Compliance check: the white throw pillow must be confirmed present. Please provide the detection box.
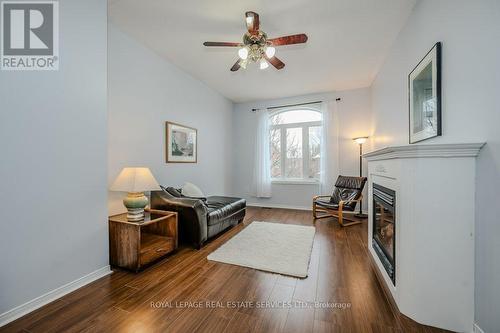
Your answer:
[181,182,205,197]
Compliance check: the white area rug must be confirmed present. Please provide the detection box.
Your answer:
[207,221,316,278]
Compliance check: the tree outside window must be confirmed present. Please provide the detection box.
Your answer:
[269,108,322,181]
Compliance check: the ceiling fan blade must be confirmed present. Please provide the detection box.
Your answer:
[265,55,285,70]
[230,60,241,72]
[269,34,308,46]
[245,11,260,34]
[203,41,243,47]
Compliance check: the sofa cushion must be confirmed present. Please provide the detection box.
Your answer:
[206,196,246,226]
[160,185,182,198]
[160,185,207,201]
[181,182,205,197]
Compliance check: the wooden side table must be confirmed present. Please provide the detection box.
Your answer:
[109,209,178,272]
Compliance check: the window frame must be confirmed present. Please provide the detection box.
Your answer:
[269,106,322,184]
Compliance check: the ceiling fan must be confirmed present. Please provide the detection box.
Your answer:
[203,11,308,71]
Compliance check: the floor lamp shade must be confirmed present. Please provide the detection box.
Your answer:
[110,167,161,221]
[353,137,368,145]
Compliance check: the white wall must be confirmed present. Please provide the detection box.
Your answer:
[0,0,108,319]
[231,88,371,210]
[108,24,233,215]
[370,1,500,331]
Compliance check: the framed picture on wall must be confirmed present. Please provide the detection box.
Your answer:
[166,122,197,163]
[408,42,442,144]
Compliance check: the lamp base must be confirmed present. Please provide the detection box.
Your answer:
[123,192,148,222]
[126,208,145,222]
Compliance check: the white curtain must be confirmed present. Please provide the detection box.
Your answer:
[319,100,340,195]
[252,108,272,198]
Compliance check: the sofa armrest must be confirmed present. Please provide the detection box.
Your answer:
[150,191,208,247]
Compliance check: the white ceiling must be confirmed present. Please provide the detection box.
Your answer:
[109,0,416,103]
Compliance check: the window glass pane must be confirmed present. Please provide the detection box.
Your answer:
[270,128,281,178]
[270,109,321,125]
[308,126,321,179]
[285,128,303,178]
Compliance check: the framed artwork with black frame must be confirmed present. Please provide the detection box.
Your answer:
[408,42,442,144]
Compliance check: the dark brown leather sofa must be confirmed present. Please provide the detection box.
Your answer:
[151,187,246,248]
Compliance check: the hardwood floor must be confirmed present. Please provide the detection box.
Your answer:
[1,207,450,333]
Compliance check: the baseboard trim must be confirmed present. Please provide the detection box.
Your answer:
[247,202,368,214]
[0,265,112,327]
[247,202,312,211]
[473,323,485,333]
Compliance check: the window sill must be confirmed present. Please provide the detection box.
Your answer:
[271,179,319,185]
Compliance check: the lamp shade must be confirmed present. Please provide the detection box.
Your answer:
[110,167,161,192]
[353,136,369,145]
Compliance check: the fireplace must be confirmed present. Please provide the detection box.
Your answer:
[372,183,396,284]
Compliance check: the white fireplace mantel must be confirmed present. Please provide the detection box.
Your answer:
[364,142,485,333]
[364,142,484,161]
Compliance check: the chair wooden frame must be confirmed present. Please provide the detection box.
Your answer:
[312,195,363,227]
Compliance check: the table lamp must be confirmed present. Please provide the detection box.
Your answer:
[110,167,161,221]
[352,136,369,218]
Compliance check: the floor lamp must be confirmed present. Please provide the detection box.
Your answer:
[353,136,369,218]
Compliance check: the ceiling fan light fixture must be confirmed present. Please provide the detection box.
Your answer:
[259,58,269,70]
[238,47,249,60]
[265,46,276,58]
[203,11,308,71]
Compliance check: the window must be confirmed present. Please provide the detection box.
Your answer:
[269,108,322,182]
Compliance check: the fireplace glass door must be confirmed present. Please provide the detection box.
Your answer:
[372,184,396,284]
